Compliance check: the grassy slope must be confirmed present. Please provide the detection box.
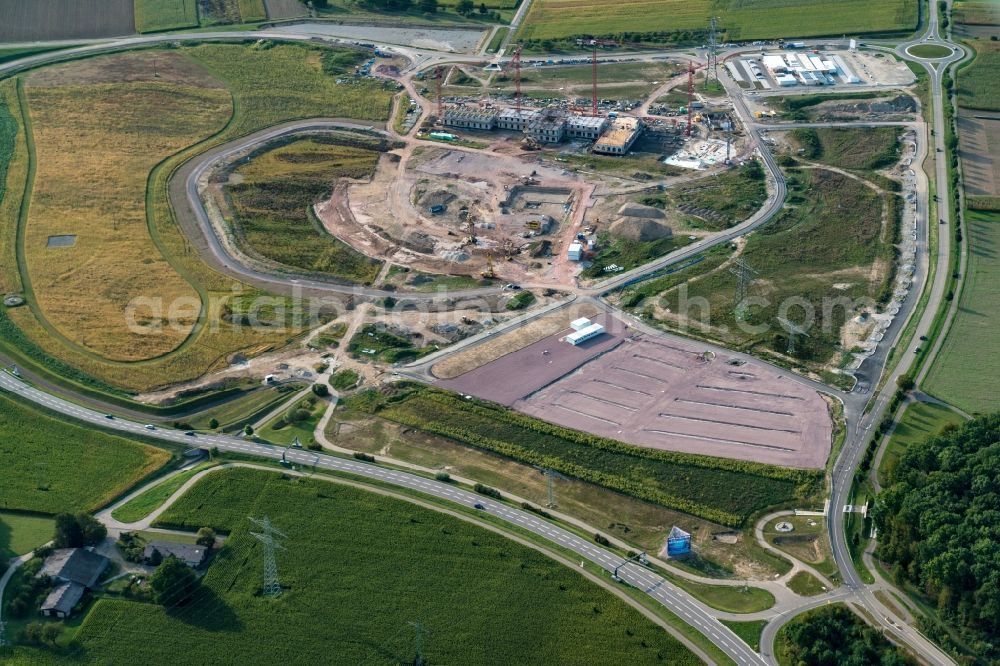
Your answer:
[227,137,382,284]
[924,211,1000,412]
[517,0,918,42]
[2,43,393,393]
[134,0,199,33]
[0,392,170,514]
[8,467,702,665]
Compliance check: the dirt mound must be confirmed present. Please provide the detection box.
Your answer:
[617,202,666,219]
[419,189,457,207]
[610,216,672,242]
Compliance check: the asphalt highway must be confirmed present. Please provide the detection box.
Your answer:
[0,369,764,666]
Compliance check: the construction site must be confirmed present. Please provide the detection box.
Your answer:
[296,44,752,286]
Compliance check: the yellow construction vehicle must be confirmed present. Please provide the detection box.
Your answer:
[481,253,496,279]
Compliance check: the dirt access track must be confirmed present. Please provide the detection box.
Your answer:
[440,314,833,468]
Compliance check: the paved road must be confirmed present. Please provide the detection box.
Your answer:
[819,4,967,664]
[0,369,763,666]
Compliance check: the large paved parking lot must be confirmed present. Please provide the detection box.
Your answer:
[438,316,833,468]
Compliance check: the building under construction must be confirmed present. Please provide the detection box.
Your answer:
[592,116,643,155]
[442,104,629,150]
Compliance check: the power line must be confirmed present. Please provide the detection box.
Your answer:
[249,516,287,598]
[728,258,758,319]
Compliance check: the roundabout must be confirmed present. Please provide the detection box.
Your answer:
[905,43,954,59]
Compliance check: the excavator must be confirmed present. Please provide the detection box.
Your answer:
[481,252,496,279]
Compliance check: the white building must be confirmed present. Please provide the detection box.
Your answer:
[566,322,605,345]
[567,242,583,260]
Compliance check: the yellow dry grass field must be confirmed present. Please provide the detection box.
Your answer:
[431,303,600,379]
[23,51,231,361]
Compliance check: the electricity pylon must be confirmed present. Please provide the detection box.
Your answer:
[728,258,758,320]
[249,516,287,598]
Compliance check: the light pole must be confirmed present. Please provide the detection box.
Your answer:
[613,552,648,582]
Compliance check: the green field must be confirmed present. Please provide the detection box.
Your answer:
[721,619,766,652]
[786,571,826,596]
[956,39,1000,111]
[227,135,384,284]
[669,577,775,613]
[351,384,820,526]
[187,384,303,431]
[652,167,893,372]
[134,0,199,32]
[0,512,54,560]
[925,211,1000,413]
[790,127,901,172]
[5,467,701,665]
[581,234,695,278]
[906,43,954,59]
[516,0,918,44]
[0,392,170,514]
[257,393,325,446]
[348,323,440,364]
[670,160,768,231]
[110,463,216,524]
[878,401,966,484]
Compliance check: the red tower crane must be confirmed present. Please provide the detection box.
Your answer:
[501,45,524,114]
[685,61,694,137]
[591,46,598,117]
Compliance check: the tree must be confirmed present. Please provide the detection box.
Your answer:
[478,1,487,12]
[456,0,474,14]
[896,373,915,392]
[419,0,437,12]
[53,513,84,548]
[77,512,107,545]
[312,383,330,398]
[196,527,216,548]
[244,424,254,436]
[208,418,219,429]
[41,623,62,644]
[150,556,198,606]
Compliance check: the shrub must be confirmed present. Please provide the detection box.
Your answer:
[474,483,502,500]
[435,472,453,483]
[353,452,376,463]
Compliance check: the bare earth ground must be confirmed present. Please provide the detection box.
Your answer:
[958,110,1000,197]
[431,302,601,378]
[440,315,832,468]
[0,0,134,41]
